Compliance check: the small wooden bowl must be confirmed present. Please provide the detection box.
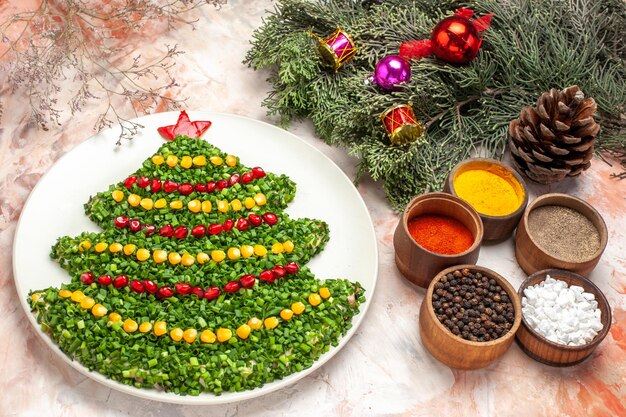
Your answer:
[444,158,528,242]
[515,193,608,276]
[516,269,611,366]
[393,192,483,288]
[419,265,522,369]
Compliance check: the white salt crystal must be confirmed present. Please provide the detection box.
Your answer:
[570,285,584,294]
[583,292,596,301]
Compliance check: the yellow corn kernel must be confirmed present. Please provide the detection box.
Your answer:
[319,287,331,299]
[244,197,256,209]
[236,324,251,340]
[153,321,167,336]
[225,155,237,167]
[280,309,294,321]
[181,253,195,267]
[109,242,123,253]
[283,240,295,253]
[136,248,150,262]
[271,242,284,254]
[183,329,198,344]
[196,252,209,264]
[123,244,136,256]
[200,329,216,344]
[139,322,152,333]
[109,312,122,323]
[211,250,226,262]
[80,297,96,310]
[201,200,212,213]
[94,242,108,253]
[170,200,183,210]
[140,198,154,210]
[166,154,179,167]
[240,245,254,259]
[127,194,141,207]
[231,199,243,211]
[152,155,164,165]
[91,304,108,318]
[291,302,305,315]
[248,317,262,330]
[253,245,267,257]
[264,317,279,330]
[180,155,193,169]
[193,155,207,166]
[154,198,167,209]
[168,252,182,265]
[31,293,43,303]
[209,156,223,166]
[253,193,267,206]
[217,200,229,213]
[71,291,85,303]
[59,289,72,299]
[123,318,138,333]
[216,328,232,343]
[188,199,201,213]
[153,249,167,263]
[308,293,322,307]
[227,247,241,260]
[78,240,91,252]
[111,190,124,202]
[170,327,183,342]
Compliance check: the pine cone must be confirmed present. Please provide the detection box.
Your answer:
[508,85,600,184]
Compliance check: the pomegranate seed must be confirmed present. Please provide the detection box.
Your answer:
[252,167,266,179]
[239,275,256,289]
[174,226,188,239]
[163,180,178,193]
[240,172,254,184]
[285,262,300,275]
[223,219,234,231]
[97,274,112,286]
[157,286,174,299]
[137,176,150,188]
[123,175,137,188]
[80,271,95,285]
[216,180,228,190]
[248,214,262,226]
[144,280,158,294]
[191,225,206,237]
[236,218,250,231]
[263,213,278,226]
[114,215,129,228]
[224,281,241,293]
[272,265,286,279]
[159,224,174,237]
[175,282,192,295]
[204,286,221,300]
[130,280,145,293]
[129,219,142,232]
[208,223,223,235]
[179,183,193,195]
[195,183,207,193]
[113,275,129,288]
[150,178,162,192]
[229,173,240,186]
[192,286,205,299]
[206,181,216,192]
[259,270,274,283]
[143,224,156,237]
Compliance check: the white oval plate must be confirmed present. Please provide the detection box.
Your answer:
[13,112,377,405]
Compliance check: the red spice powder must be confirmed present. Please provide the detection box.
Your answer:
[407,214,474,255]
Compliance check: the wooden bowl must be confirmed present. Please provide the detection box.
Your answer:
[516,269,611,366]
[514,193,608,276]
[444,158,528,242]
[393,192,483,288]
[419,265,522,369]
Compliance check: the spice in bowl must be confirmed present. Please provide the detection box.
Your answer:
[527,205,600,262]
[432,268,515,342]
[407,214,474,255]
[453,164,524,217]
[522,276,603,346]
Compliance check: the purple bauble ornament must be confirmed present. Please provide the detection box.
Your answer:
[372,55,411,91]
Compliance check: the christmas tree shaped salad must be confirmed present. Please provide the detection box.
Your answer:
[28,115,365,396]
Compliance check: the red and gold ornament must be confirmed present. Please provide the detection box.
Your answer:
[380,104,425,146]
[311,28,357,71]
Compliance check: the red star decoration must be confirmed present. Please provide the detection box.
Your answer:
[157,111,212,140]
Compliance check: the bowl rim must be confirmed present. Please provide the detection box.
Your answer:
[446,157,529,221]
[520,193,609,264]
[517,268,612,351]
[401,192,484,258]
[424,264,522,347]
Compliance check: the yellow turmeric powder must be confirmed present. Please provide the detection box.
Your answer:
[453,166,524,216]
